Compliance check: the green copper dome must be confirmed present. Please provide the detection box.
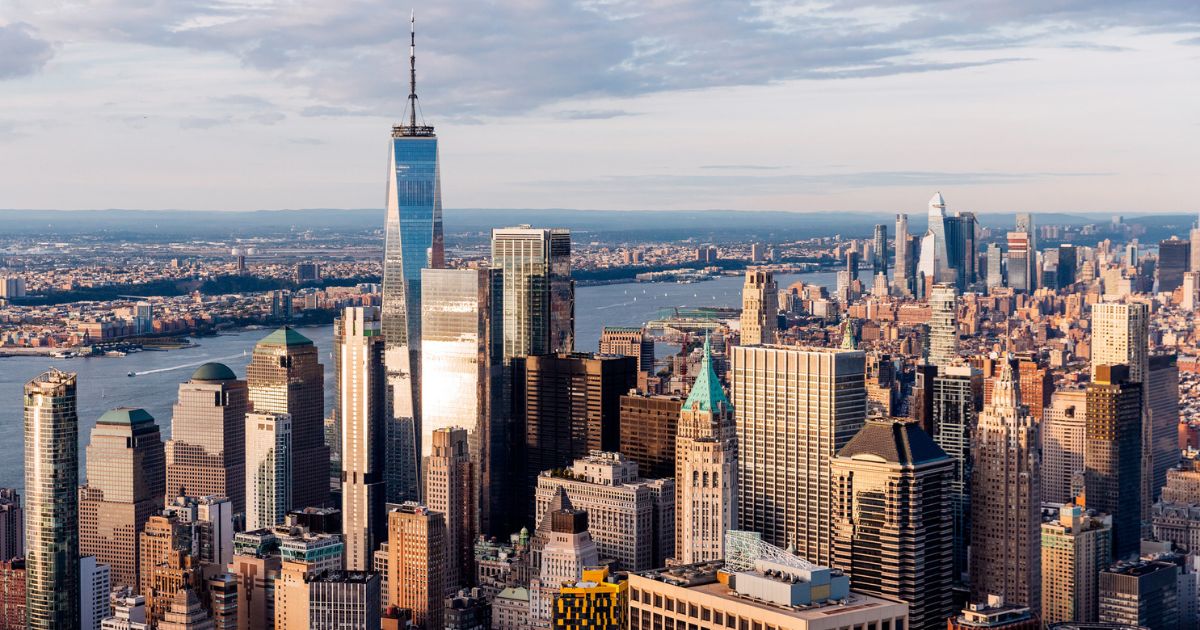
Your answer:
[683,335,730,413]
[191,362,237,382]
[257,326,313,347]
[98,407,155,425]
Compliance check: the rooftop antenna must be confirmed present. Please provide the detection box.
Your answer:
[408,9,418,129]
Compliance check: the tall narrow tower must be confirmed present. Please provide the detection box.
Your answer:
[675,337,737,564]
[382,12,445,504]
[969,362,1041,615]
[24,368,80,630]
[339,307,388,571]
[739,269,777,346]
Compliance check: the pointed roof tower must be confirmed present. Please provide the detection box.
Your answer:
[395,10,434,137]
[840,318,857,350]
[683,335,730,413]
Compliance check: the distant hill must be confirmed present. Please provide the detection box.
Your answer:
[0,207,1184,243]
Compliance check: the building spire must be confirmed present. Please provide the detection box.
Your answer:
[409,9,418,129]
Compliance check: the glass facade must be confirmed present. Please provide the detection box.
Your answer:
[491,227,574,361]
[382,130,444,505]
[23,369,80,630]
[931,366,981,585]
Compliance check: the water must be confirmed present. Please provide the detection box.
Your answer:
[0,270,836,490]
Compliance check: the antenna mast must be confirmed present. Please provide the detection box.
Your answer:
[409,10,418,129]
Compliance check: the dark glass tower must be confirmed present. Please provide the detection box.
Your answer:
[382,13,445,503]
[1085,364,1143,560]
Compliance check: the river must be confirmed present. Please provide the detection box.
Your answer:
[0,271,835,490]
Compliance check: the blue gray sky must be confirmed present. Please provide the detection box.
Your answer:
[0,1,1197,213]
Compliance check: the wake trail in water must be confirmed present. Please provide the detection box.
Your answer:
[134,353,245,376]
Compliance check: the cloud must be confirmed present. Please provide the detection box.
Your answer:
[6,1,1199,118]
[701,165,786,171]
[525,170,1112,194]
[554,109,637,120]
[0,22,54,79]
[179,115,232,129]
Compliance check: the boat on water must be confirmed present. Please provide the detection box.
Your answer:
[127,371,136,377]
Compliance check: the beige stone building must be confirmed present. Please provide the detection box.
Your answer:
[1041,504,1112,625]
[740,269,778,345]
[386,503,447,629]
[166,363,248,514]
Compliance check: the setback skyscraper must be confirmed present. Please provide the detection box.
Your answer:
[491,226,574,360]
[675,337,737,565]
[382,14,446,505]
[740,269,778,345]
[424,427,474,594]
[23,368,80,630]
[731,345,866,565]
[246,326,328,510]
[832,418,955,630]
[78,407,165,590]
[166,363,248,514]
[338,307,388,571]
[969,363,1041,615]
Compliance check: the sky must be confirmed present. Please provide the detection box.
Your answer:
[0,1,1197,214]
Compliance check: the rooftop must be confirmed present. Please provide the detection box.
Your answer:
[191,362,237,382]
[256,326,313,348]
[838,418,950,466]
[97,407,155,426]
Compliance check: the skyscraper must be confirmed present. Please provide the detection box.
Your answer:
[969,363,1041,614]
[424,428,474,594]
[928,283,959,366]
[931,365,982,585]
[1007,232,1033,292]
[23,368,80,630]
[78,407,165,590]
[618,392,683,480]
[986,243,1004,289]
[244,411,292,530]
[1042,389,1087,505]
[740,269,778,345]
[491,226,574,361]
[156,587,214,630]
[1085,365,1143,560]
[338,306,388,571]
[599,327,655,374]
[419,267,503,534]
[873,224,888,277]
[514,353,637,520]
[894,213,914,296]
[1015,213,1035,251]
[1147,353,1181,501]
[731,345,866,564]
[386,503,447,629]
[832,418,955,630]
[247,326,328,510]
[382,14,446,506]
[80,556,110,630]
[917,192,954,291]
[675,337,737,565]
[1157,238,1189,293]
[1099,560,1180,629]
[945,212,978,290]
[0,490,22,562]
[530,507,597,630]
[166,363,248,514]
[1041,504,1111,625]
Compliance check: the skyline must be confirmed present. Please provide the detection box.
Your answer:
[0,1,1197,213]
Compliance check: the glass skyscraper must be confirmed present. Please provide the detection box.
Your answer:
[382,20,445,503]
[491,226,574,361]
[24,368,80,630]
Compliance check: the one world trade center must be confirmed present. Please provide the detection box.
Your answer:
[381,12,444,503]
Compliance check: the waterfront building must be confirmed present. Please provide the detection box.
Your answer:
[244,412,292,530]
[675,337,736,564]
[599,327,654,373]
[740,269,778,345]
[970,363,1041,614]
[337,307,388,571]
[79,407,165,590]
[382,15,446,506]
[731,345,866,565]
[1041,504,1112,625]
[491,226,574,361]
[166,363,248,514]
[420,267,504,535]
[387,503,447,629]
[24,368,80,630]
[247,326,328,510]
[424,427,474,593]
[832,418,955,630]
